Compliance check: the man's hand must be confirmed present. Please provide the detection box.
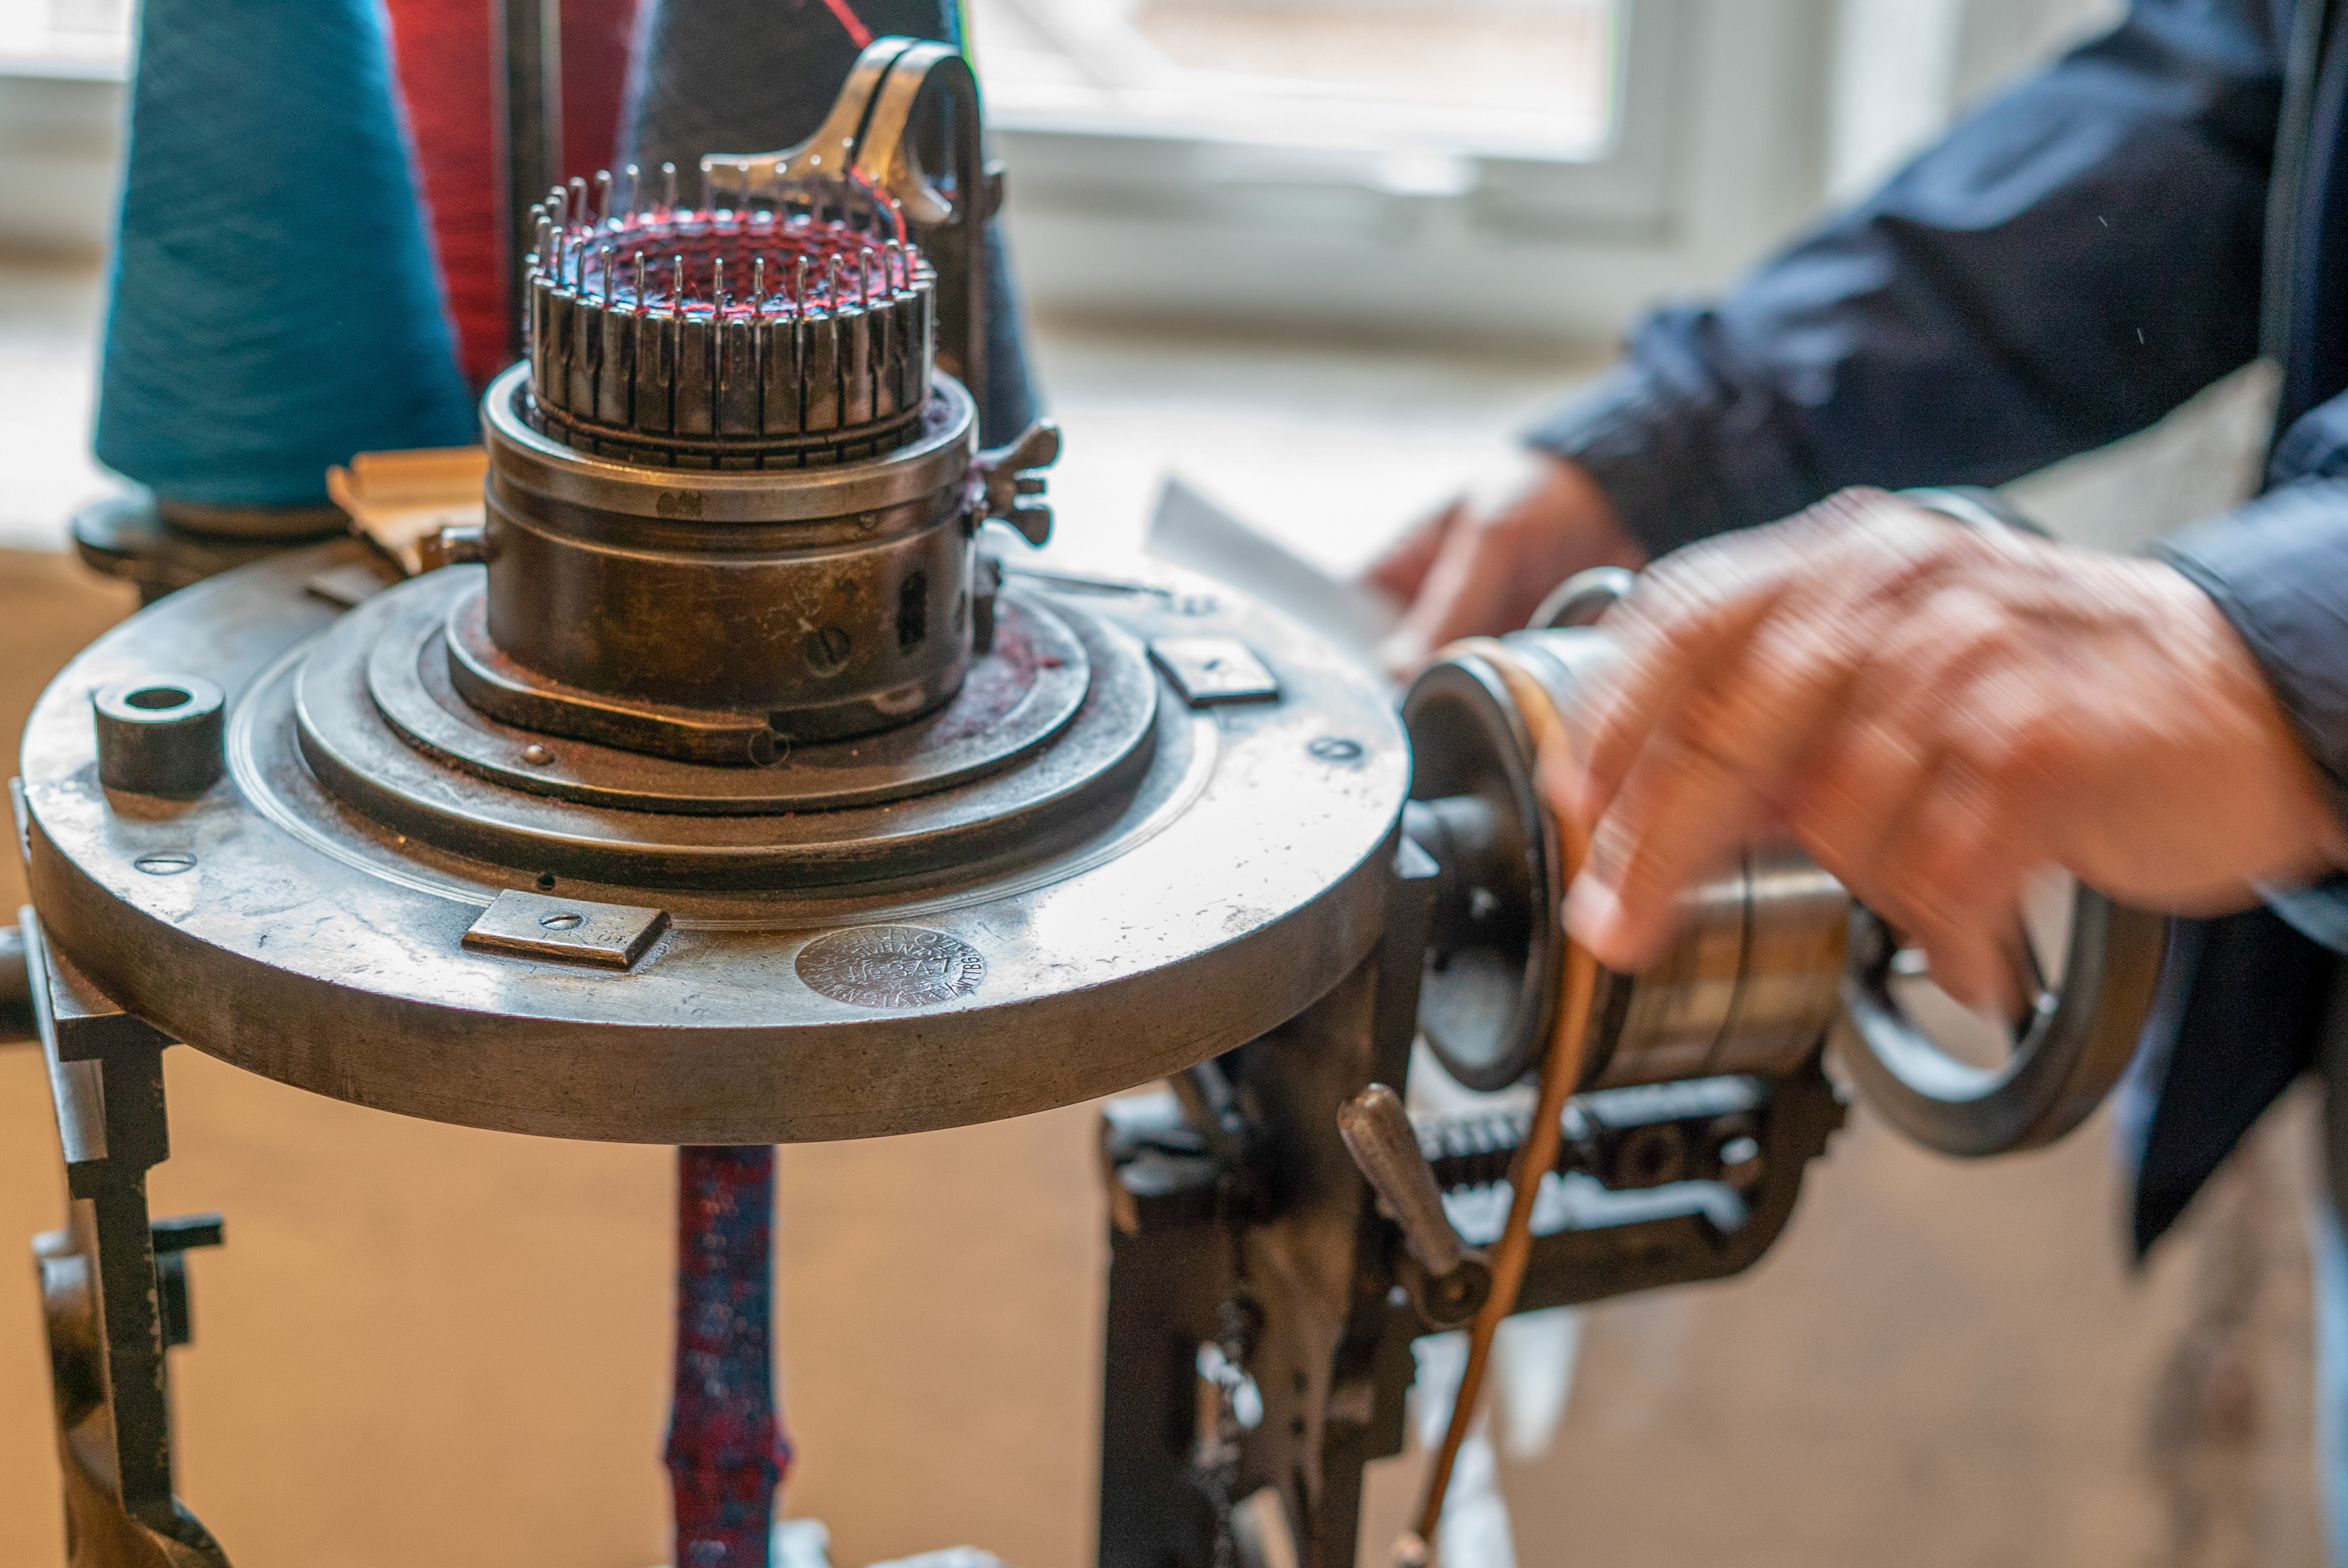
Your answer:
[1556,489,2347,1011]
[1365,450,1647,677]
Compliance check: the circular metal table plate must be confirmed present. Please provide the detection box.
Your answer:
[293,574,1156,889]
[355,572,1097,816]
[19,544,1408,1144]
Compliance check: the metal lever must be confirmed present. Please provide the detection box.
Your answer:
[1339,1083,1492,1328]
[703,38,991,412]
[973,419,1061,547]
[419,521,488,571]
[2,925,31,1046]
[153,1212,226,1350]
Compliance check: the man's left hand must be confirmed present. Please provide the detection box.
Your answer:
[1557,489,2348,1011]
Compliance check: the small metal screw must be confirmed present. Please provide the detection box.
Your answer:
[1308,737,1363,763]
[521,744,553,765]
[803,625,853,675]
[133,851,196,876]
[539,911,585,930]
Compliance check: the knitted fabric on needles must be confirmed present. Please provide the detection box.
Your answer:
[616,0,1040,446]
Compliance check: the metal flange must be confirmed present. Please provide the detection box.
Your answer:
[18,545,1406,1145]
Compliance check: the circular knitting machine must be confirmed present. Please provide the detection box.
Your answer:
[24,46,1405,1148]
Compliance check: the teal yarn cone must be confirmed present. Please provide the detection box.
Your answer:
[95,0,476,510]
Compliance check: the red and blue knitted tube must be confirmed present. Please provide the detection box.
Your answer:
[667,1145,792,1568]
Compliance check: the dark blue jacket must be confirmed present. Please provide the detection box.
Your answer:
[1528,0,2348,1251]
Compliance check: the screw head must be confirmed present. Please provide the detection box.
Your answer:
[521,744,553,765]
[803,625,853,675]
[133,851,197,876]
[539,911,585,930]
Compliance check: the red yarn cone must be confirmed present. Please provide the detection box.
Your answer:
[383,0,639,389]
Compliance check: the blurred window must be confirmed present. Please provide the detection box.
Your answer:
[0,0,131,79]
[968,0,1620,161]
[976,0,1845,342]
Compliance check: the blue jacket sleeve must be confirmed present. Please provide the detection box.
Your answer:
[1531,0,2282,558]
[2160,394,2348,843]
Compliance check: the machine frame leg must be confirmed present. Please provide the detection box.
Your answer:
[1097,839,1849,1568]
[1098,837,1434,1568]
[23,909,228,1568]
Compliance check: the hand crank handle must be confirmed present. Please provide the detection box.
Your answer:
[1339,1083,1492,1328]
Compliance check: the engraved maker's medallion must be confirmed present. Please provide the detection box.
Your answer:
[795,926,988,1009]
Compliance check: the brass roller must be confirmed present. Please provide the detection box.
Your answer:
[1400,565,2169,1158]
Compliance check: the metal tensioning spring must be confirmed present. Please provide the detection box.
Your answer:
[523,164,939,470]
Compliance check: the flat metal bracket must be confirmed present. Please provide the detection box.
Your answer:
[1149,638,1281,707]
[463,889,671,970]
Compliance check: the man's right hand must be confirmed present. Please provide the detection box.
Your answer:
[1364,450,1647,678]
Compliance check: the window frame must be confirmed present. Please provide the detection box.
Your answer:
[991,0,1840,340]
[985,0,1691,240]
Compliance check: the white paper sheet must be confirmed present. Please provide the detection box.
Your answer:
[1143,473,1400,667]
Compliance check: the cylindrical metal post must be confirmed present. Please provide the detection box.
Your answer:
[495,0,564,355]
[667,1145,791,1568]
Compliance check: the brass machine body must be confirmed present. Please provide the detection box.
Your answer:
[475,365,988,762]
[1405,634,1848,1096]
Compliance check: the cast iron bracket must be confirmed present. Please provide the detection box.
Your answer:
[22,910,230,1568]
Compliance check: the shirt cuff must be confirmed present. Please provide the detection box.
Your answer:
[1524,352,1817,560]
[2257,876,2348,955]
[2155,476,2348,838]
[1524,364,1710,560]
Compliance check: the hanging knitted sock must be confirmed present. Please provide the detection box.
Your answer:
[667,1145,792,1568]
[94,0,476,514]
[616,0,1041,446]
